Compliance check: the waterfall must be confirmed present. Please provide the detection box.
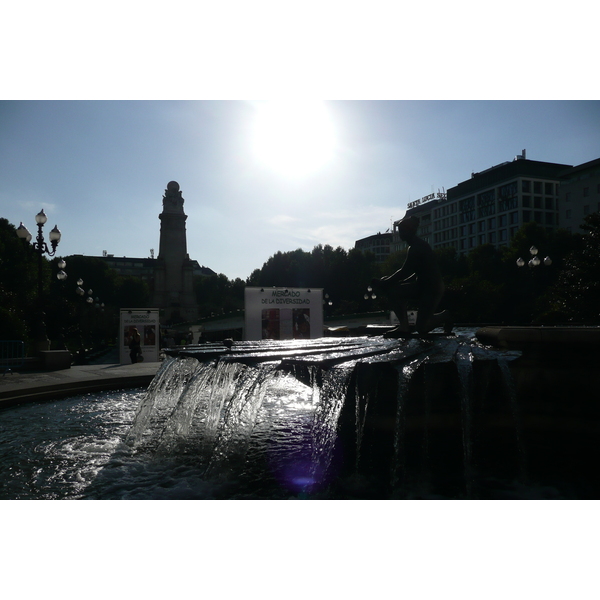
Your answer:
[391,355,429,490]
[454,343,475,497]
[118,334,524,498]
[308,364,354,491]
[498,357,528,484]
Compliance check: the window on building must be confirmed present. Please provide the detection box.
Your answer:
[478,221,485,232]
[545,213,553,225]
[534,212,542,223]
[534,181,542,194]
[469,223,476,235]
[534,197,542,209]
[545,182,554,195]
[522,195,531,207]
[545,198,553,210]
[566,209,571,219]
[510,211,519,225]
[488,232,496,244]
[460,225,467,237]
[469,237,475,248]
[499,214,507,227]
[479,234,486,245]
[488,217,496,229]
[522,210,531,222]
[499,229,508,242]
[522,180,530,193]
[565,192,571,202]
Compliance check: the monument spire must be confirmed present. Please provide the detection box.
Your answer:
[152,181,198,325]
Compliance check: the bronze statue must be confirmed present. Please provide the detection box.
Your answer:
[372,215,453,336]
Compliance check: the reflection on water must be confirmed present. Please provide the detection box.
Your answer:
[0,390,142,500]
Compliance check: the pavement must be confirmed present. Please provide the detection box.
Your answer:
[0,347,163,409]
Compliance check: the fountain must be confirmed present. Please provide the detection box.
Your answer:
[111,332,535,498]
[2,330,598,499]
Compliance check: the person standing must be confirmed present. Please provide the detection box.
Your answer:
[129,327,142,363]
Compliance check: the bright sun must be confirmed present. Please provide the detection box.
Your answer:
[251,101,337,178]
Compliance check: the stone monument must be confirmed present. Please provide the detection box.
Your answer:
[152,181,198,324]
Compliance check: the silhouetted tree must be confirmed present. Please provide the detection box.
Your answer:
[543,212,600,323]
[0,218,49,347]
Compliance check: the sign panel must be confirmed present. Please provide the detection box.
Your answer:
[406,191,447,210]
[119,309,160,364]
[244,287,324,341]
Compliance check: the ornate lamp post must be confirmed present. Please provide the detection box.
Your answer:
[364,285,377,300]
[16,209,62,353]
[516,245,552,269]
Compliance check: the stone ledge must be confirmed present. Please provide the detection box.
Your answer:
[476,326,600,349]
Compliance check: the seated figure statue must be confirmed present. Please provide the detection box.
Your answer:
[372,215,453,336]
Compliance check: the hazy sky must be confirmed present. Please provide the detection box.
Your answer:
[2,100,599,280]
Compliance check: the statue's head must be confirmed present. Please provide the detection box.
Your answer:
[397,215,419,240]
[167,181,180,193]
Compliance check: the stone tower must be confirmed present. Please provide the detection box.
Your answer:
[152,181,198,324]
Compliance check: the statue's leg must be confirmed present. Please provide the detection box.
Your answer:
[384,282,417,336]
[415,285,453,334]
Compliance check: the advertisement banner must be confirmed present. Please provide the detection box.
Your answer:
[120,309,160,364]
[244,287,324,341]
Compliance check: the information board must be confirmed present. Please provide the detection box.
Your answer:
[119,309,160,364]
[244,287,324,341]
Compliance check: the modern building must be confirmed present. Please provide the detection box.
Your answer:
[558,157,600,233]
[354,231,393,263]
[393,152,573,253]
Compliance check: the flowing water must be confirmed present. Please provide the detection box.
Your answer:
[0,329,574,499]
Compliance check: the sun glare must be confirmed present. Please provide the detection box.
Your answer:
[251,101,336,178]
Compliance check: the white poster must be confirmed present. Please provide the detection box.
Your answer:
[244,287,324,341]
[120,309,160,364]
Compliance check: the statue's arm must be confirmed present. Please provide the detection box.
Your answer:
[374,250,416,287]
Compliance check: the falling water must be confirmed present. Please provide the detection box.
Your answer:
[498,357,528,484]
[308,364,354,491]
[390,355,428,490]
[454,344,475,497]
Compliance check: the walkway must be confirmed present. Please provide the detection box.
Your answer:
[0,349,162,409]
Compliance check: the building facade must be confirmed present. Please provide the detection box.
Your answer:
[354,231,393,262]
[96,254,214,281]
[392,153,573,253]
[558,158,600,233]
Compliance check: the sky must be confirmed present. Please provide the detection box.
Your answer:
[2,100,599,280]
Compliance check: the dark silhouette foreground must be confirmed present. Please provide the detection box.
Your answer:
[372,216,453,336]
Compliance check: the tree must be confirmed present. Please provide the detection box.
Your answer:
[0,218,50,348]
[543,212,600,323]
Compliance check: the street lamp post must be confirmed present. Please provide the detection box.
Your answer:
[516,245,552,269]
[16,209,62,353]
[516,245,553,324]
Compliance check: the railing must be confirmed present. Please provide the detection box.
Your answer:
[1,340,25,375]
